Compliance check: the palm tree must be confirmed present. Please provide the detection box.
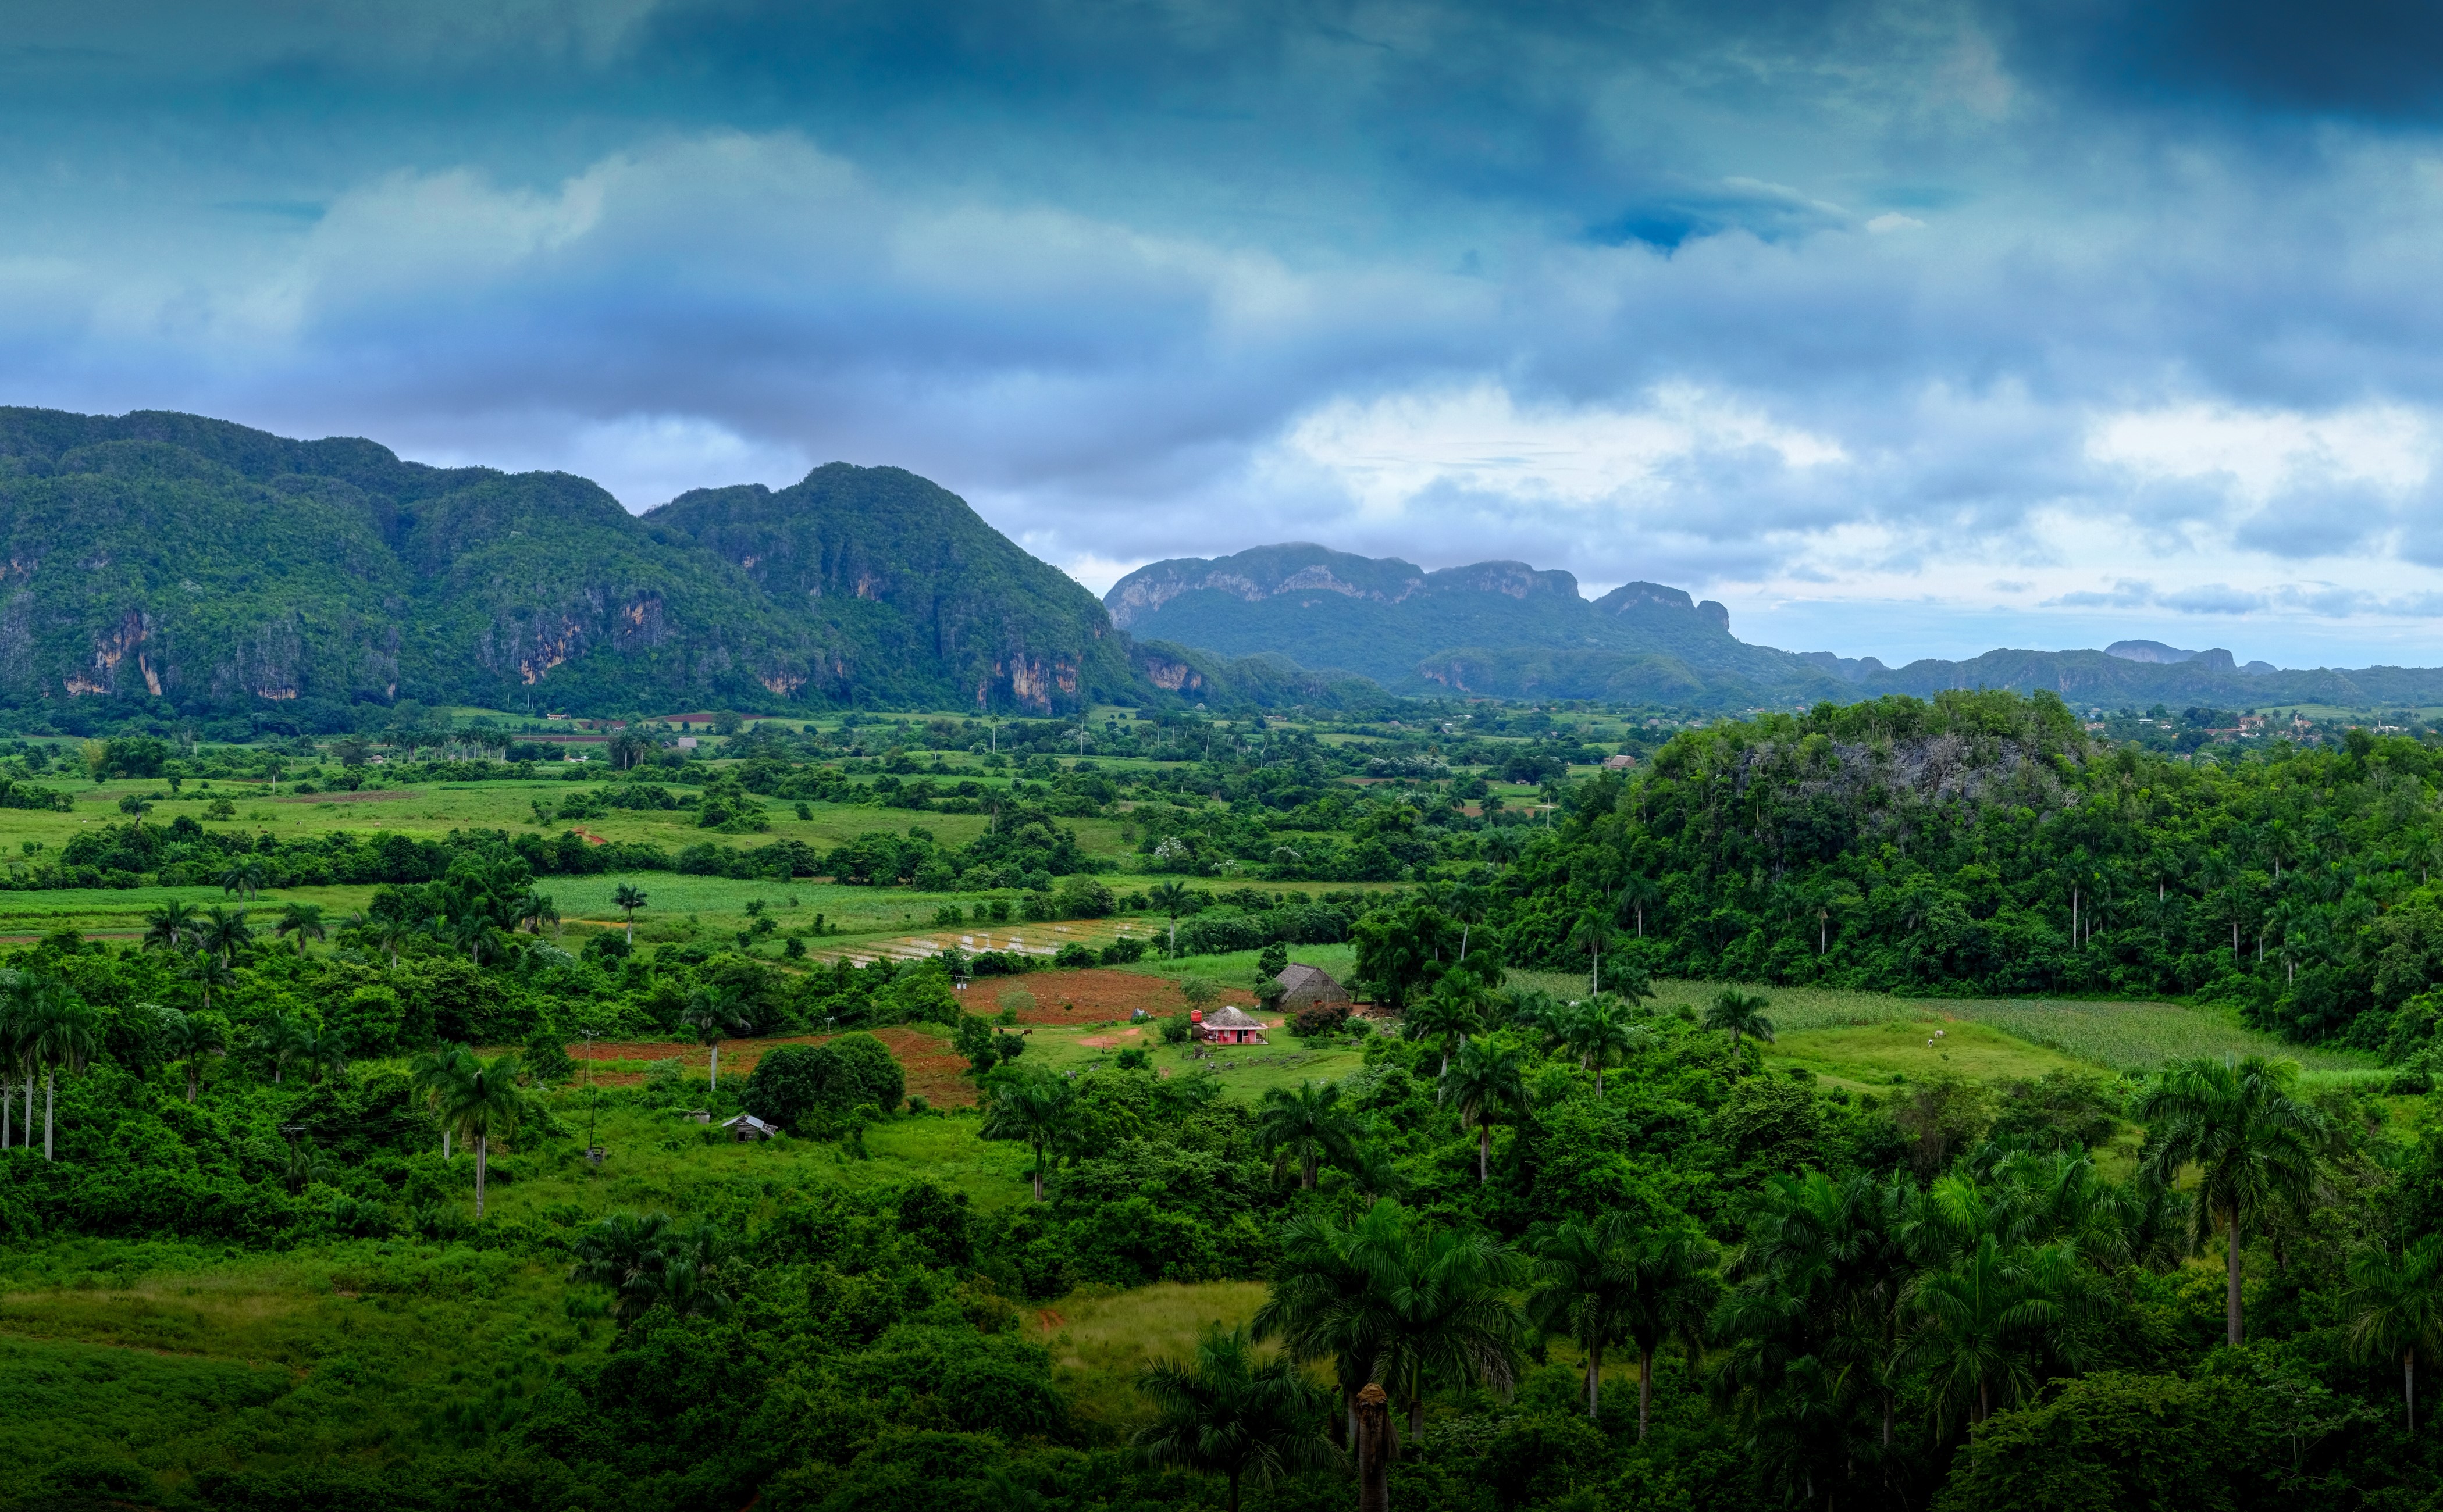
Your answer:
[1621,1231,1716,1442]
[363,915,411,969]
[299,1022,350,1085]
[514,890,559,937]
[1256,1080,1358,1190]
[142,900,200,954]
[1703,989,1775,1074]
[1905,1234,2084,1429]
[22,983,99,1161]
[219,858,267,901]
[154,1005,225,1103]
[2348,1234,2443,1434]
[275,901,327,957]
[1148,880,1193,957]
[1440,1037,1528,1184]
[2137,1055,2329,1346]
[1565,907,1618,996]
[436,1051,524,1217]
[570,1210,676,1323]
[255,1013,314,1085]
[678,987,751,1091]
[1527,1213,1640,1421]
[612,883,649,943]
[1136,1325,1339,1512]
[1253,1199,1407,1446]
[411,1046,477,1159]
[184,952,236,1016]
[981,1068,1076,1201]
[1374,1221,1524,1443]
[1447,884,1490,962]
[1559,994,1647,1097]
[440,912,496,965]
[1405,982,1484,1076]
[195,904,252,966]
[0,982,27,1150]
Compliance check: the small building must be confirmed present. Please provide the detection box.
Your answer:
[720,1113,779,1142]
[1194,1004,1270,1046]
[1274,964,1350,1012]
[1601,753,1636,769]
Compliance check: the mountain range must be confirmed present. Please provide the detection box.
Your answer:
[0,408,1380,729]
[1105,544,2443,712]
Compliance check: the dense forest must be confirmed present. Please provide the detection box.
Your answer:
[8,690,2443,1510]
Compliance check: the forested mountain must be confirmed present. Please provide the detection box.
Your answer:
[0,408,1381,731]
[1108,543,2443,710]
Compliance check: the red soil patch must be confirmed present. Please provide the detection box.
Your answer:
[562,1024,977,1106]
[971,969,1196,1024]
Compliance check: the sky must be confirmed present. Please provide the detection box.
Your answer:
[9,1,2443,668]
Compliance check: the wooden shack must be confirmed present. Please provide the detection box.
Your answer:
[720,1112,779,1142]
[1273,963,1351,1012]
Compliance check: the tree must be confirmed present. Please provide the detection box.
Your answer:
[679,987,752,1091]
[1621,1231,1717,1442]
[195,904,252,966]
[1148,880,1193,956]
[1703,989,1776,1074]
[275,901,327,957]
[1405,979,1484,1076]
[142,900,200,955]
[21,981,99,1161]
[1135,1325,1339,1512]
[255,1013,314,1085]
[441,912,497,966]
[980,1067,1076,1201]
[1906,1234,2084,1429]
[514,890,559,938]
[1254,1201,1405,1446]
[183,952,236,1017]
[436,1051,524,1217]
[1256,1080,1358,1190]
[1447,883,1490,962]
[613,883,649,943]
[1527,1213,1640,1421]
[1558,994,1647,1097]
[2136,1055,2328,1346]
[411,1046,476,1160]
[2348,1234,2443,1435]
[219,858,267,901]
[571,1210,676,1324]
[362,915,411,970]
[1374,1221,1523,1443]
[155,1006,225,1103]
[1440,1037,1528,1183]
[1566,907,1618,995]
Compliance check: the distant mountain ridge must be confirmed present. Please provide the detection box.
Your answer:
[1106,543,2443,711]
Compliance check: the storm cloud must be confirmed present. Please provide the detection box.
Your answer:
[8,0,2443,665]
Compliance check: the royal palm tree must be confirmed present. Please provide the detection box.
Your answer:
[363,915,411,970]
[154,1005,225,1103]
[219,858,267,901]
[184,952,236,1017]
[142,900,200,954]
[1147,880,1193,957]
[981,1067,1077,1201]
[1905,1234,2085,1429]
[1405,981,1484,1076]
[2348,1233,2443,1434]
[678,987,751,1091]
[612,883,649,943]
[300,1022,350,1085]
[1703,989,1776,1074]
[275,901,326,957]
[1528,1213,1640,1421]
[255,1013,314,1085]
[1447,883,1490,962]
[195,904,253,966]
[2138,1055,2329,1346]
[1137,1325,1339,1512]
[1622,1231,1716,1442]
[1565,907,1618,996]
[440,912,496,966]
[411,1046,477,1159]
[1440,1037,1528,1184]
[514,890,560,938]
[436,1051,524,1217]
[1255,1080,1358,1190]
[0,982,27,1150]
[1253,1199,1408,1447]
[23,983,99,1161]
[1374,1221,1524,1443]
[1559,994,1647,1097]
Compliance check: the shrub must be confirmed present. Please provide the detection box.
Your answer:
[1099,937,1146,965]
[743,1033,907,1129]
[1052,877,1115,919]
[1053,942,1096,970]
[643,1058,685,1096]
[1157,1015,1192,1045]
[1289,1002,1350,1039]
[524,1029,577,1085]
[1114,1049,1149,1071]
